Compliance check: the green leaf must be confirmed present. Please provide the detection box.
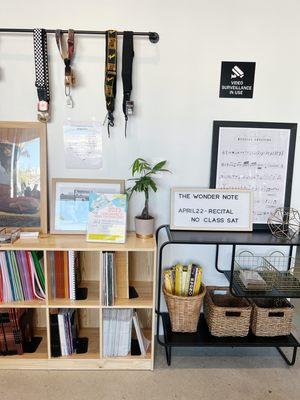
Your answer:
[144,170,156,177]
[149,179,157,192]
[131,158,153,176]
[153,160,167,171]
[159,168,171,173]
[131,159,139,175]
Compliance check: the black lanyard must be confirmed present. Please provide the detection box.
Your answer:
[122,31,134,137]
[33,28,50,122]
[104,30,118,137]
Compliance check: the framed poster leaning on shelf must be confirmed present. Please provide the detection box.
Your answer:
[210,121,297,230]
[0,121,47,233]
[51,178,125,234]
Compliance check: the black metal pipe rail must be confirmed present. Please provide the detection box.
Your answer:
[0,28,160,43]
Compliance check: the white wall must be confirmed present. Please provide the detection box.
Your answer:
[1,0,300,294]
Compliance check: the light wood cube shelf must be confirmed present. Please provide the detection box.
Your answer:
[0,232,156,370]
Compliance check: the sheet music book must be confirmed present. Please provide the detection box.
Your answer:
[133,311,150,356]
[68,251,76,301]
[102,252,115,306]
[103,309,133,357]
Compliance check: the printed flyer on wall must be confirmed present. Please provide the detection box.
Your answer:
[86,193,127,243]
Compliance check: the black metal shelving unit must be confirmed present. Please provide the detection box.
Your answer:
[156,224,300,366]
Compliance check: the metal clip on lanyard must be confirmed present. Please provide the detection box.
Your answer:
[33,28,50,122]
[56,29,75,108]
[104,30,118,137]
[122,31,134,138]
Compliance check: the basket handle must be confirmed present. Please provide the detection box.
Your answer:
[268,311,284,318]
[238,250,254,257]
[225,311,241,317]
[268,250,285,257]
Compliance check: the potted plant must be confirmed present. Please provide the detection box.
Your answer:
[127,158,170,238]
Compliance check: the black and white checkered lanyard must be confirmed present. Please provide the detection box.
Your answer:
[33,28,50,122]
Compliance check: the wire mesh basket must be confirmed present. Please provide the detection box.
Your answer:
[263,256,300,291]
[233,254,277,292]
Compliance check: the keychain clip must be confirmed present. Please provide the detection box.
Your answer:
[37,101,50,122]
[126,100,134,115]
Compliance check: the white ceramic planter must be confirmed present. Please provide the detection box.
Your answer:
[135,216,154,239]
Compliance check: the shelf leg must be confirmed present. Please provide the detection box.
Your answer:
[215,244,223,273]
[276,347,298,366]
[228,245,237,296]
[156,240,170,340]
[165,346,172,366]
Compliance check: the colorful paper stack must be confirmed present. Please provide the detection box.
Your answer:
[163,264,203,296]
[0,251,45,303]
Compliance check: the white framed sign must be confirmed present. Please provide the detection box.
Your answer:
[170,188,253,231]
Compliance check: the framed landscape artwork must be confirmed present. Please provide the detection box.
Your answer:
[51,178,125,234]
[0,121,47,233]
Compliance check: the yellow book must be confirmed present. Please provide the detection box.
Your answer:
[181,266,188,296]
[183,264,192,296]
[163,269,173,294]
[175,264,183,296]
[193,266,203,295]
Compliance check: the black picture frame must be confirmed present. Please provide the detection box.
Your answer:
[210,121,297,231]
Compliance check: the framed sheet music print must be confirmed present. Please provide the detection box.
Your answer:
[210,121,297,230]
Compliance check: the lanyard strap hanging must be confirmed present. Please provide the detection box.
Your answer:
[33,28,50,122]
[122,31,134,137]
[104,30,118,137]
[55,29,75,108]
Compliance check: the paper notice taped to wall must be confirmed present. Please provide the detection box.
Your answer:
[63,121,103,169]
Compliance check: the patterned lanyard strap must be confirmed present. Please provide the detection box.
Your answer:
[104,30,118,137]
[33,28,50,122]
[122,31,134,138]
[55,29,75,108]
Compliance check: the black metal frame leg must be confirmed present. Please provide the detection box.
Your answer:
[165,346,172,366]
[276,347,298,366]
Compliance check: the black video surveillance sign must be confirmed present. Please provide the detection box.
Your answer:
[219,61,256,98]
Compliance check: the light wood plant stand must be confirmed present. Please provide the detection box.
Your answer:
[0,233,156,370]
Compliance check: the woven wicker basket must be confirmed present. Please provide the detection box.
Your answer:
[250,298,294,337]
[163,284,206,333]
[204,286,251,337]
